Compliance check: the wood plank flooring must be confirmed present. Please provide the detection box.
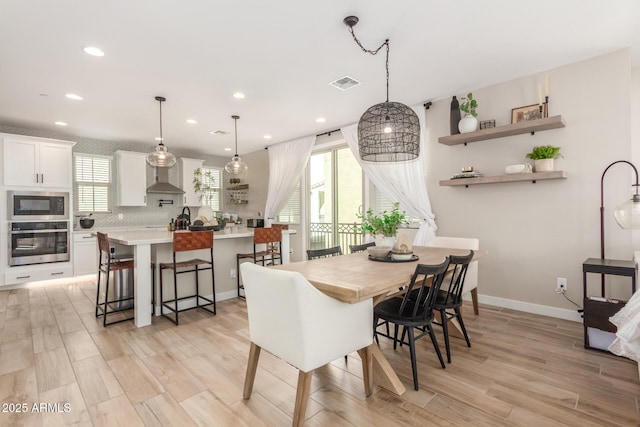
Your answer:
[0,276,638,426]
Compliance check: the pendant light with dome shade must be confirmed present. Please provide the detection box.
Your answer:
[225,115,248,175]
[343,15,420,162]
[146,96,177,168]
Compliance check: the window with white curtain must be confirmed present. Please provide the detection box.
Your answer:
[74,154,111,212]
[277,180,301,224]
[200,166,222,211]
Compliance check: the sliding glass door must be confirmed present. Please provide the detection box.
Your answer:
[308,146,363,254]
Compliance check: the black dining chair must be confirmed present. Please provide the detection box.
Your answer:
[373,258,450,390]
[348,242,376,253]
[306,246,343,260]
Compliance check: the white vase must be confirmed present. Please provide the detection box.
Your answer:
[534,158,554,172]
[197,206,214,221]
[458,115,478,133]
[375,234,397,249]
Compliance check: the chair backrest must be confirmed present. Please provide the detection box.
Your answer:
[349,242,376,253]
[97,232,110,253]
[307,246,343,260]
[438,251,474,307]
[240,262,373,372]
[271,223,289,231]
[173,230,214,252]
[253,227,282,244]
[399,259,450,322]
[426,236,479,295]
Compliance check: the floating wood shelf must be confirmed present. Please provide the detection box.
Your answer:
[439,170,567,187]
[438,115,565,146]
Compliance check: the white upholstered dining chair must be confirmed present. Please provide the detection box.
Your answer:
[427,236,480,314]
[240,262,374,427]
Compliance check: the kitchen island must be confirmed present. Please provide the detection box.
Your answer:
[96,226,295,327]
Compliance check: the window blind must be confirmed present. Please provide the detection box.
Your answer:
[200,167,222,211]
[74,154,111,212]
[278,180,301,224]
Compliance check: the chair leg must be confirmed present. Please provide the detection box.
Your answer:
[159,267,164,317]
[456,307,471,347]
[407,326,419,391]
[471,288,479,315]
[393,324,399,350]
[102,269,111,327]
[356,345,373,397]
[237,256,244,298]
[95,269,102,317]
[441,308,451,364]
[293,370,313,427]
[151,264,156,316]
[243,342,261,399]
[428,325,446,369]
[173,269,179,325]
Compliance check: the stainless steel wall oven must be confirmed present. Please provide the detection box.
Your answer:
[9,221,70,266]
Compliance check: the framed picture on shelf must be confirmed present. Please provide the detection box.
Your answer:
[511,104,546,124]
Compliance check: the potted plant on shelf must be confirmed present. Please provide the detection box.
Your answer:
[193,168,217,220]
[357,202,409,248]
[458,92,478,134]
[525,145,562,172]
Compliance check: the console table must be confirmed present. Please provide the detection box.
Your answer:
[582,257,636,351]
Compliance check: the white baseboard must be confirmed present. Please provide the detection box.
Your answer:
[465,293,582,322]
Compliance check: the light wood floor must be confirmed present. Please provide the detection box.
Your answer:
[0,276,638,426]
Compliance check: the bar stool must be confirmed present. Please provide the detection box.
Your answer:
[95,232,135,327]
[159,230,216,325]
[237,227,283,298]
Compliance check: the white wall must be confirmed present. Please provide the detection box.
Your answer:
[426,49,634,310]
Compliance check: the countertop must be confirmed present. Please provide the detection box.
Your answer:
[90,227,295,245]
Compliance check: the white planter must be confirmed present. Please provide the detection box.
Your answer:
[374,234,397,249]
[534,158,554,172]
[197,205,214,221]
[458,116,478,133]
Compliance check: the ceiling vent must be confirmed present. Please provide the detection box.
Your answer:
[329,75,361,91]
[211,130,229,135]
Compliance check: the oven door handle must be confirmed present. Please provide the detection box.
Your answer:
[11,229,69,234]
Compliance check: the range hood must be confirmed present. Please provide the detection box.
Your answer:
[146,166,185,194]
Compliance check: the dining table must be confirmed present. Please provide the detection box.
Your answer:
[271,245,487,396]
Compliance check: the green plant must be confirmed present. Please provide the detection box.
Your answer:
[193,168,217,204]
[459,92,478,117]
[525,145,562,160]
[357,202,409,236]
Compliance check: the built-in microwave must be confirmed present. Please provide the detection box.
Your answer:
[8,191,69,221]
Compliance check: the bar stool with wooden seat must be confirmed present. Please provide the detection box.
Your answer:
[237,227,283,298]
[95,232,135,327]
[159,230,216,325]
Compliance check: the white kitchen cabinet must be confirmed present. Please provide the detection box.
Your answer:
[115,151,148,206]
[2,134,74,188]
[179,157,204,206]
[73,232,97,276]
[4,263,73,286]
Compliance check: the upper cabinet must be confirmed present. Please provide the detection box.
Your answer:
[179,158,204,206]
[115,151,147,206]
[2,134,75,188]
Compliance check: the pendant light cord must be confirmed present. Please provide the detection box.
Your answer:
[158,98,164,146]
[234,116,238,156]
[347,26,390,102]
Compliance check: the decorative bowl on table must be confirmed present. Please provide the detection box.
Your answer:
[390,251,414,261]
[367,246,391,259]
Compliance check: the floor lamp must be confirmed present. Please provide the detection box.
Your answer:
[599,160,640,292]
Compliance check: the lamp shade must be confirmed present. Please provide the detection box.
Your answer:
[146,143,176,168]
[358,101,420,162]
[225,155,248,175]
[613,194,640,229]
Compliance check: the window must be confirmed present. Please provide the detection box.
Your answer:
[200,166,222,211]
[74,154,111,212]
[278,181,301,224]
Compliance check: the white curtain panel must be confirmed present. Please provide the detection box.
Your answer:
[342,104,437,245]
[264,135,316,225]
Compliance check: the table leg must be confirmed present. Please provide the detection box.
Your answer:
[370,344,406,395]
[134,243,152,328]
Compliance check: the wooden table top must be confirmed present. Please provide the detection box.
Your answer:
[272,246,487,304]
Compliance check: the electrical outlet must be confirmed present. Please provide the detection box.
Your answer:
[230,268,237,279]
[118,213,124,220]
[556,277,567,293]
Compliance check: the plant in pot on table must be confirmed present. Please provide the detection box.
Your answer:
[458,92,478,134]
[357,202,409,258]
[525,145,562,172]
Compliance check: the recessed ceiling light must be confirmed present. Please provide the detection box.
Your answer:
[65,93,83,101]
[233,92,245,99]
[83,46,105,57]
[224,148,232,151]
[264,135,272,140]
[186,119,197,124]
[54,121,67,126]
[315,117,326,123]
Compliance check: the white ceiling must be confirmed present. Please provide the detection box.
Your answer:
[1,0,639,157]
